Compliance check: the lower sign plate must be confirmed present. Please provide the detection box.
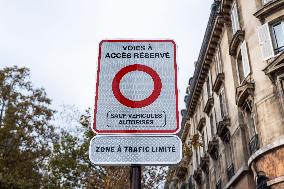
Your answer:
[89,135,182,165]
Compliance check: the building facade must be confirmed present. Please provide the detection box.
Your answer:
[165,0,284,189]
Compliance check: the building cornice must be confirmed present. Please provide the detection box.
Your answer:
[263,52,284,82]
[187,0,227,117]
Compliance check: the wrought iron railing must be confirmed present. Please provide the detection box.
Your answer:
[227,163,235,181]
[249,134,259,155]
[216,179,222,189]
[275,45,284,54]
[256,174,271,189]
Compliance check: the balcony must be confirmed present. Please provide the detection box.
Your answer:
[193,168,202,185]
[227,163,235,181]
[197,117,206,132]
[200,154,210,173]
[213,73,225,93]
[204,96,214,115]
[207,137,219,160]
[249,134,260,156]
[236,82,255,109]
[229,30,245,57]
[216,116,231,143]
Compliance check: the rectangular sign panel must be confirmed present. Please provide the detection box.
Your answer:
[89,135,182,165]
[94,40,179,134]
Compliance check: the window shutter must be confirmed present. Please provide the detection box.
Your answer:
[230,11,236,34]
[221,88,228,117]
[231,3,240,34]
[217,48,223,73]
[234,4,240,32]
[203,83,208,105]
[215,47,222,74]
[216,95,222,122]
[240,41,251,78]
[208,71,212,96]
[257,23,274,60]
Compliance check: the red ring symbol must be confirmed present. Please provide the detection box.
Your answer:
[112,64,162,108]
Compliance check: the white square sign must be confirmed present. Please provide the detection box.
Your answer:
[93,40,179,134]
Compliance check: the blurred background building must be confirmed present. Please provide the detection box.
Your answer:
[165,0,284,188]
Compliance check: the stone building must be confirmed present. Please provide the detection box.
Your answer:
[165,0,284,188]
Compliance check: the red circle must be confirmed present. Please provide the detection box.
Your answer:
[112,64,162,108]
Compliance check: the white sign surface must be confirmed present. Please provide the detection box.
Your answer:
[94,40,179,134]
[89,135,182,165]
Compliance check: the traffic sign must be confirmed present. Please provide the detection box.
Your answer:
[93,40,179,134]
[89,135,182,165]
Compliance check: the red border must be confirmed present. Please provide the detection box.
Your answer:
[112,64,162,108]
[93,40,179,134]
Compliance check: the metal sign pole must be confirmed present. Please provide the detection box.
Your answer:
[130,165,141,189]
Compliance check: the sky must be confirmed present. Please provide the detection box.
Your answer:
[0,0,212,114]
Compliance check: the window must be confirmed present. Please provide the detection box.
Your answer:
[258,22,284,60]
[202,131,206,154]
[214,157,222,184]
[224,143,234,179]
[201,92,204,110]
[263,0,273,5]
[272,22,284,54]
[219,87,228,119]
[215,108,219,125]
[207,78,211,97]
[279,78,284,110]
[215,47,223,74]
[194,148,198,170]
[243,101,256,138]
[231,2,240,34]
[237,53,245,82]
[237,41,251,83]
[281,79,284,94]
[210,114,215,137]
[242,101,259,155]
[206,71,212,97]
[203,81,208,104]
[194,114,198,128]
[197,145,201,164]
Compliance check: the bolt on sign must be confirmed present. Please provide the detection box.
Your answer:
[93,40,179,134]
[89,135,182,165]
